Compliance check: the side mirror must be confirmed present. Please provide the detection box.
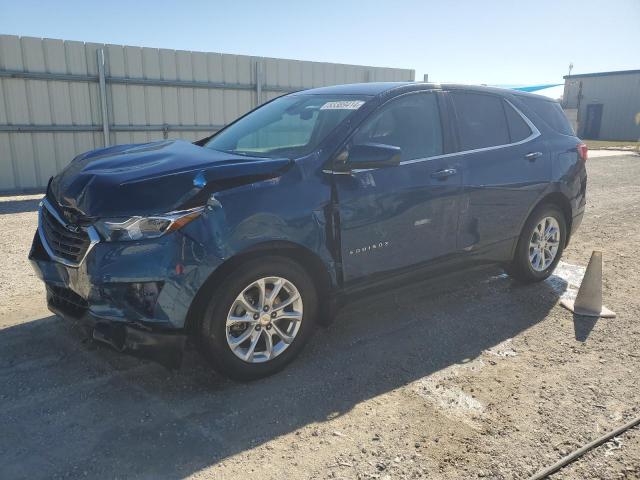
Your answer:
[335,143,401,171]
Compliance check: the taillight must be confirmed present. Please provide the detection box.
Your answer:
[577,142,588,162]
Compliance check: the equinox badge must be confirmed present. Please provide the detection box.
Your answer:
[349,241,390,255]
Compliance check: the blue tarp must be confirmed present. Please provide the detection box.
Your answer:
[510,83,562,92]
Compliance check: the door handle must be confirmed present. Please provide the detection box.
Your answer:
[431,168,457,180]
[525,151,543,161]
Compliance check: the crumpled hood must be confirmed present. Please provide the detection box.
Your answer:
[48,140,292,218]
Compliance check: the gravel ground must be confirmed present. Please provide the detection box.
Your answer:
[0,154,638,479]
[0,194,48,324]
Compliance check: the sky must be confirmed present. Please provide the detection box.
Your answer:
[0,0,638,86]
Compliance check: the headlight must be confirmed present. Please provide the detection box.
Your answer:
[94,207,204,241]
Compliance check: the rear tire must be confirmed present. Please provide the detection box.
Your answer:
[506,204,567,283]
[198,256,318,381]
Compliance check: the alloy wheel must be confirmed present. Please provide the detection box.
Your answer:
[528,216,561,272]
[225,276,303,363]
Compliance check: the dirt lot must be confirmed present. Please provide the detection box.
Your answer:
[1,153,639,480]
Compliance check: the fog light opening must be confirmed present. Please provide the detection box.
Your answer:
[127,282,164,317]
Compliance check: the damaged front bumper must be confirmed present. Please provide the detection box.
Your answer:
[29,206,223,368]
[46,283,187,368]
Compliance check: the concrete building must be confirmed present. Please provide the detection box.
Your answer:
[563,69,640,141]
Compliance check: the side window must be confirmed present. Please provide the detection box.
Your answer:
[352,93,443,161]
[450,92,510,150]
[503,100,532,142]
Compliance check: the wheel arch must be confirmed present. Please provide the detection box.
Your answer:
[536,192,573,244]
[520,191,573,248]
[185,241,336,332]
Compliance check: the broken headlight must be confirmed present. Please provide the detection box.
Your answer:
[94,207,204,241]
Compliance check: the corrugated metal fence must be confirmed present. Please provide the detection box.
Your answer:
[0,35,414,192]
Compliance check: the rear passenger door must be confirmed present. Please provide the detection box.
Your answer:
[446,91,550,257]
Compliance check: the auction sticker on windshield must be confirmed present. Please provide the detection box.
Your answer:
[320,100,365,110]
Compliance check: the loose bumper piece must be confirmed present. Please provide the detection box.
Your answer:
[49,302,187,369]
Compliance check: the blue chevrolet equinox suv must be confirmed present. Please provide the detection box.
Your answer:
[30,82,587,379]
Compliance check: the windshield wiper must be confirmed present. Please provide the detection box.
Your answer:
[228,150,270,158]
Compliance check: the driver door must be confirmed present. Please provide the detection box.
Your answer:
[333,91,463,284]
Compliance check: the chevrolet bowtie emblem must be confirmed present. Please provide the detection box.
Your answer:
[61,208,79,224]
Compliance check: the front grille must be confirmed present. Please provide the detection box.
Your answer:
[40,203,92,265]
[47,284,89,318]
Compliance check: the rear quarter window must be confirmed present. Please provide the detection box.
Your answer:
[520,97,574,136]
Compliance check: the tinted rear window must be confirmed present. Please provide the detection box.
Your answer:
[450,92,509,150]
[503,100,532,142]
[520,97,574,136]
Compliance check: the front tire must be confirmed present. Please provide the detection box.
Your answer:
[198,256,318,381]
[506,204,567,283]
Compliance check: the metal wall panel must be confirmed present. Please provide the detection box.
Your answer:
[563,73,640,141]
[0,35,414,192]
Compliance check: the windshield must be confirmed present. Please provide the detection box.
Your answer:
[204,94,370,158]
